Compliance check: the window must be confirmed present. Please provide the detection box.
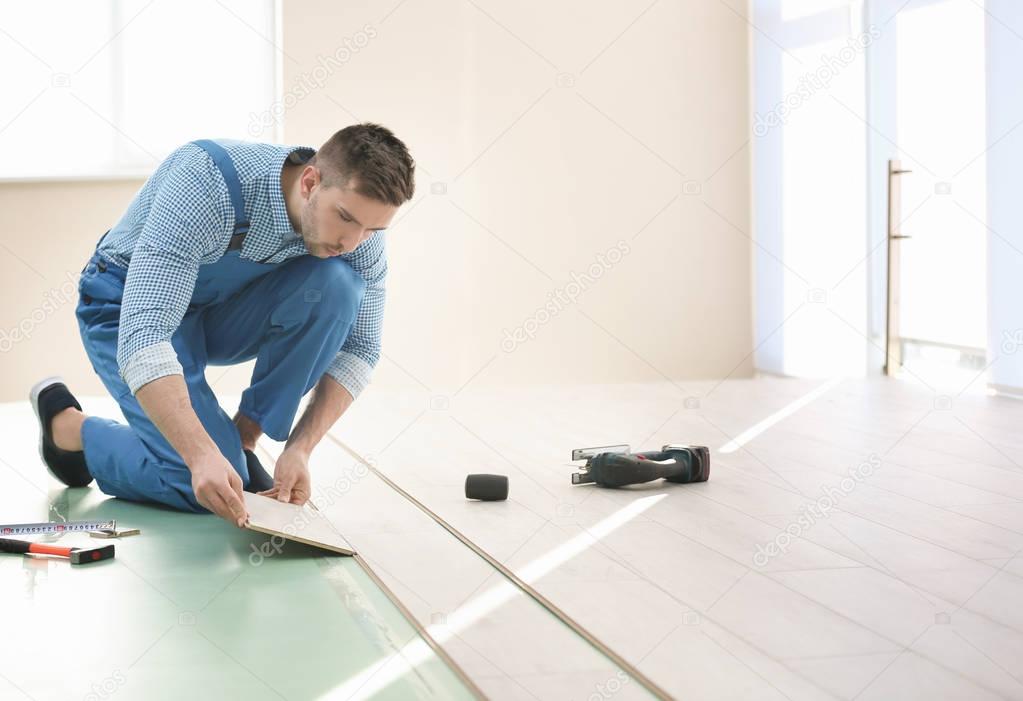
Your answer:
[752,0,869,377]
[0,0,278,179]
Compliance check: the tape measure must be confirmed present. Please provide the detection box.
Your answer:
[0,520,116,536]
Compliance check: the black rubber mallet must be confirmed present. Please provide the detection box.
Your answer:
[465,474,508,501]
[0,537,115,565]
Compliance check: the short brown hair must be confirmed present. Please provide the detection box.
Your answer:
[313,123,415,206]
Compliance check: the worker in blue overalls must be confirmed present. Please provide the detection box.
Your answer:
[30,124,415,527]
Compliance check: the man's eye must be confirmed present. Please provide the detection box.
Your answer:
[340,213,353,223]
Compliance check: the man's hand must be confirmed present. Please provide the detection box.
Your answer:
[254,375,356,507]
[191,454,248,527]
[259,447,311,505]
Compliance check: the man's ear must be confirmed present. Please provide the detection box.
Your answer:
[300,164,321,197]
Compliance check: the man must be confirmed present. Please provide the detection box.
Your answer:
[29,123,415,527]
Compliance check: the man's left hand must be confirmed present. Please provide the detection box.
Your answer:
[259,447,312,505]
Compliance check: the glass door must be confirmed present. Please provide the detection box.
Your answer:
[867,0,989,384]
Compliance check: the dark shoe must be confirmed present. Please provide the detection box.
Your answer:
[243,449,275,493]
[29,376,93,487]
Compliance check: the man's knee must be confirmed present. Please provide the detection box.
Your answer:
[283,257,367,323]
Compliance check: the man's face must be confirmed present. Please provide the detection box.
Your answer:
[298,171,398,257]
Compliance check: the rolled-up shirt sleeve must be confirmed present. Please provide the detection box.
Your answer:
[117,150,226,393]
[325,229,387,399]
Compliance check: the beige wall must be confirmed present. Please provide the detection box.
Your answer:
[0,180,143,399]
[0,0,752,402]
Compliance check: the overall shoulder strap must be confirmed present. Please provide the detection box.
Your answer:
[191,139,250,249]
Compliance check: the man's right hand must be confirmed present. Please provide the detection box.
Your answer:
[190,454,248,527]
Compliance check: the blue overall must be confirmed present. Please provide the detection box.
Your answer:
[75,140,367,513]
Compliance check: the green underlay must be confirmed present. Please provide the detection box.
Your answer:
[0,484,475,701]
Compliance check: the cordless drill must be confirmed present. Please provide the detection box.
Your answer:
[570,444,710,488]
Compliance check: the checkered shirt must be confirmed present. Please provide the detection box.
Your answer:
[96,140,386,400]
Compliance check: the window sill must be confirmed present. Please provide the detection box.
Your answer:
[0,172,151,185]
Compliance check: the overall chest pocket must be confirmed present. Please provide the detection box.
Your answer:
[190,253,279,308]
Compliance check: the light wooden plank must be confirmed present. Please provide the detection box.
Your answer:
[329,378,1023,700]
[243,492,355,556]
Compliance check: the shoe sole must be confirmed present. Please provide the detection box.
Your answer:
[30,375,70,485]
